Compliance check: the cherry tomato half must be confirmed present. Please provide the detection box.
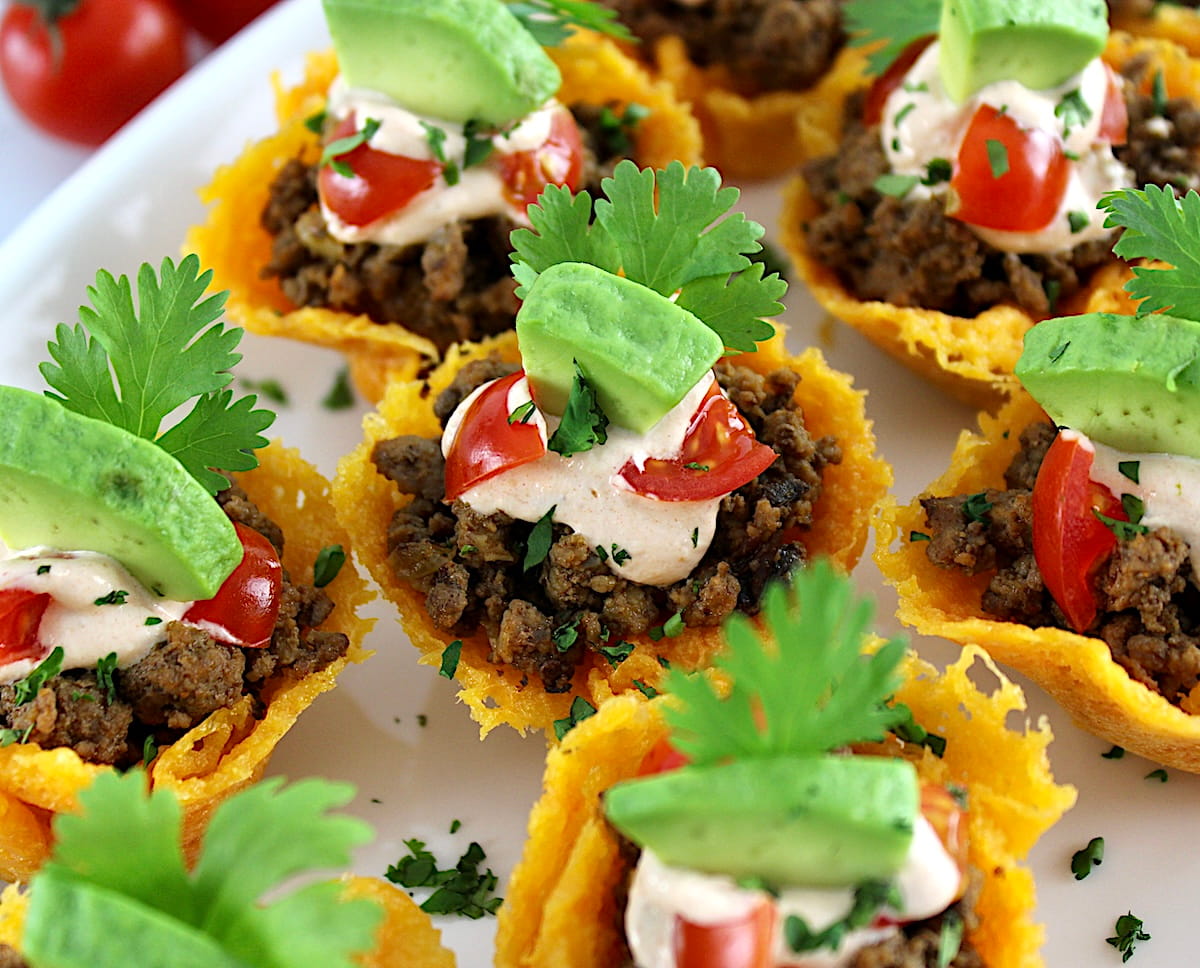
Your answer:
[318,115,443,228]
[862,36,935,127]
[1099,65,1128,147]
[498,105,585,209]
[182,522,282,649]
[0,588,51,665]
[1031,432,1126,634]
[949,104,1069,233]
[0,0,188,146]
[170,0,277,45]
[675,902,776,968]
[444,371,548,502]
[618,381,777,502]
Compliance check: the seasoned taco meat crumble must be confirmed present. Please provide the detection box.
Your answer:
[372,358,840,692]
[0,484,349,768]
[920,422,1200,706]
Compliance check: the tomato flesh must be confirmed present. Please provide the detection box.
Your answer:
[318,116,443,228]
[182,522,282,649]
[498,105,585,209]
[618,381,777,502]
[675,902,776,968]
[950,104,1069,232]
[0,588,51,665]
[638,737,691,777]
[1032,433,1126,634]
[862,36,935,127]
[444,371,548,502]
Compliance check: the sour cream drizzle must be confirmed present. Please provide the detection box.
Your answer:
[443,374,721,586]
[321,76,557,248]
[0,543,189,684]
[881,41,1131,253]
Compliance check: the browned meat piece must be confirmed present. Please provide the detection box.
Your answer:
[433,356,519,427]
[372,436,446,502]
[0,671,134,766]
[1004,422,1056,490]
[1098,528,1191,634]
[218,482,285,555]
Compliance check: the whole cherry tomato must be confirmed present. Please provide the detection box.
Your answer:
[862,35,935,127]
[498,104,585,209]
[949,104,1070,233]
[618,381,777,502]
[0,0,188,145]
[674,902,776,968]
[1031,432,1127,634]
[170,0,276,45]
[444,371,547,501]
[182,522,282,648]
[0,588,51,665]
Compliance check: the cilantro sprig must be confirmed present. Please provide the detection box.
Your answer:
[40,255,274,495]
[505,0,632,46]
[663,560,908,765]
[843,0,941,76]
[511,160,785,352]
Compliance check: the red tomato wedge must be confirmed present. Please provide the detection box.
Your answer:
[444,371,547,502]
[182,522,282,649]
[1031,432,1126,634]
[675,902,777,968]
[862,35,935,127]
[0,588,51,665]
[638,737,691,777]
[1099,65,1128,146]
[318,115,443,228]
[498,105,585,209]
[618,382,777,502]
[950,104,1069,232]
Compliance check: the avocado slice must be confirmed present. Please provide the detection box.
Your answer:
[321,0,561,126]
[0,387,241,601]
[516,262,725,433]
[938,0,1108,103]
[604,755,919,887]
[1017,312,1200,460]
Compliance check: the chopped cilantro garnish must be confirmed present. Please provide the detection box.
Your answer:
[873,173,919,198]
[1071,836,1104,880]
[240,377,288,405]
[439,640,463,679]
[1107,912,1150,962]
[985,139,1009,178]
[420,121,459,185]
[962,491,993,524]
[923,157,952,185]
[417,714,428,727]
[553,695,597,740]
[313,544,346,588]
[321,366,356,410]
[94,589,129,606]
[594,544,609,562]
[909,530,931,542]
[1119,461,1141,484]
[508,400,536,424]
[1152,69,1168,116]
[95,652,118,704]
[1054,88,1092,136]
[70,691,95,702]
[843,0,941,76]
[142,735,158,764]
[1067,210,1090,234]
[505,0,632,45]
[552,619,579,652]
[890,701,946,757]
[450,819,461,834]
[0,726,31,747]
[937,909,964,967]
[1121,494,1145,525]
[547,362,609,456]
[462,119,495,169]
[611,544,631,566]
[386,839,502,918]
[319,117,381,177]
[633,679,658,698]
[523,506,556,571]
[683,461,709,471]
[144,616,163,627]
[893,102,916,126]
[1044,277,1062,314]
[1102,745,1126,759]
[595,102,650,156]
[1145,767,1168,782]
[662,612,685,638]
[13,646,64,705]
[690,527,699,548]
[303,109,326,135]
[599,641,636,667]
[786,880,901,953]
[1094,509,1149,541]
[458,544,477,557]
[36,564,50,575]
[1101,185,1200,319]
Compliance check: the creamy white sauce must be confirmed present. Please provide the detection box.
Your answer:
[444,374,721,586]
[321,75,558,248]
[882,42,1131,253]
[0,543,189,685]
[625,815,962,968]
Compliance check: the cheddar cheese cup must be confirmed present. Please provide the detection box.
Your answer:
[1110,3,1200,57]
[780,33,1200,411]
[877,389,1200,773]
[0,442,374,881]
[494,648,1075,968]
[331,329,892,737]
[186,33,703,404]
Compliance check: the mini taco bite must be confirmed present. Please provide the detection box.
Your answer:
[0,256,371,881]
[332,161,891,737]
[495,563,1074,968]
[186,0,701,403]
[780,0,1200,409]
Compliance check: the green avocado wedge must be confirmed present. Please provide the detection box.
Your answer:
[1017,312,1200,459]
[0,387,241,601]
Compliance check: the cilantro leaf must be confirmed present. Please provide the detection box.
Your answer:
[664,560,908,764]
[504,0,632,45]
[1101,185,1200,320]
[547,363,609,456]
[154,388,274,495]
[675,262,784,353]
[843,0,941,76]
[511,184,619,298]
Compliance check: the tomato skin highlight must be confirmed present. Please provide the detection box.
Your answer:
[498,105,585,208]
[170,0,277,45]
[182,523,282,648]
[674,903,777,968]
[444,371,548,502]
[862,36,935,127]
[950,104,1069,233]
[1032,433,1126,634]
[0,0,188,145]
[0,589,51,665]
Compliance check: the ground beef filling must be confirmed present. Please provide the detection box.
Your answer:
[0,484,349,768]
[602,0,843,93]
[802,69,1200,316]
[261,104,626,353]
[373,358,840,692]
[920,422,1200,706]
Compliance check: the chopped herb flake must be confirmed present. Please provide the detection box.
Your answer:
[1071,836,1105,880]
[1044,277,1062,313]
[690,527,699,548]
[417,714,428,727]
[893,102,916,126]
[661,612,685,638]
[142,734,158,764]
[986,139,1009,178]
[1054,88,1093,136]
[385,838,503,919]
[508,400,536,424]
[144,616,163,626]
[1145,768,1168,782]
[873,173,920,198]
[594,544,609,562]
[547,362,609,457]
[595,102,649,155]
[786,880,901,953]
[0,727,31,747]
[1067,210,1090,234]
[94,589,128,606]
[936,909,964,968]
[962,491,993,524]
[683,461,709,471]
[1152,69,1168,116]
[599,641,636,667]
[95,652,118,704]
[1049,340,1070,363]
[552,619,579,653]
[922,157,952,185]
[890,702,946,757]
[1107,912,1150,962]
[462,120,495,169]
[553,695,597,741]
[1102,745,1126,759]
[524,506,556,571]
[450,819,461,834]
[320,117,381,177]
[909,530,931,542]
[439,640,463,679]
[611,545,631,566]
[240,377,288,405]
[36,564,50,575]
[313,544,346,588]
[1121,493,1145,525]
[321,366,355,410]
[303,109,326,135]
[1094,509,1149,541]
[633,679,658,698]
[1119,461,1141,484]
[13,646,64,704]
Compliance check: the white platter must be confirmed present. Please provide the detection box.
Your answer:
[0,1,1195,964]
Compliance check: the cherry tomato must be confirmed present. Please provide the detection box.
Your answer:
[170,0,277,45]
[618,381,777,502]
[0,588,51,665]
[674,902,776,968]
[1031,432,1127,634]
[444,371,547,502]
[949,104,1069,233]
[318,115,443,228]
[1099,65,1128,146]
[182,522,282,649]
[0,0,188,146]
[637,737,691,776]
[862,36,935,126]
[498,105,585,209]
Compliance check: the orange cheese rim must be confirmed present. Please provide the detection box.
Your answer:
[493,647,1077,968]
[185,32,704,403]
[0,441,376,882]
[778,32,1200,411]
[877,389,1200,773]
[331,328,893,738]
